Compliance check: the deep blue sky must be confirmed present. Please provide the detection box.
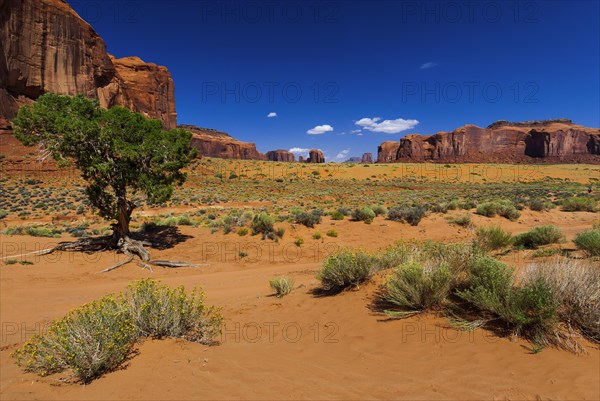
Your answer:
[69,0,600,161]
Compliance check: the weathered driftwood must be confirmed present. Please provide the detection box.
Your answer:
[1,235,204,273]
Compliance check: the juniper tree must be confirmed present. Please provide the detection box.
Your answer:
[13,93,196,263]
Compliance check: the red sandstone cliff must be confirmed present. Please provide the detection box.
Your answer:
[0,0,176,129]
[266,150,295,162]
[307,149,325,163]
[180,125,266,160]
[377,120,599,163]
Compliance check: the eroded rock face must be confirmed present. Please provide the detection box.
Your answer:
[98,56,177,129]
[307,149,325,163]
[361,152,373,164]
[378,120,599,163]
[0,0,177,129]
[181,125,266,160]
[377,141,400,163]
[266,150,295,162]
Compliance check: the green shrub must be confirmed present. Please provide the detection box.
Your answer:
[237,227,249,236]
[352,206,376,224]
[294,237,304,247]
[295,211,322,228]
[330,210,344,220]
[387,206,425,226]
[316,249,378,292]
[476,200,520,221]
[475,226,513,251]
[13,296,135,383]
[446,214,472,227]
[574,229,600,257]
[381,261,451,314]
[514,225,563,249]
[528,199,551,212]
[326,229,338,237]
[312,232,322,240]
[251,212,283,240]
[3,225,62,238]
[269,276,295,298]
[457,256,559,346]
[0,209,7,219]
[561,196,597,212]
[372,205,388,216]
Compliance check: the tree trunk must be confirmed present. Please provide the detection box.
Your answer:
[111,193,135,244]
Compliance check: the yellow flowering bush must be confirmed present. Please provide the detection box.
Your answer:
[13,279,222,383]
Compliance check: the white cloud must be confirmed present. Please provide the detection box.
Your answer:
[307,124,334,135]
[351,129,362,134]
[335,149,350,160]
[355,116,419,134]
[420,62,438,69]
[289,147,310,155]
[267,112,278,118]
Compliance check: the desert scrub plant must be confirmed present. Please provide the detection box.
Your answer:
[352,206,376,224]
[269,276,295,298]
[2,225,62,238]
[528,199,552,212]
[387,206,425,226]
[330,210,344,220]
[381,261,451,317]
[457,256,560,347]
[237,227,249,236]
[316,249,378,292]
[514,225,563,249]
[326,228,338,237]
[13,279,222,383]
[312,232,322,240]
[476,200,520,221]
[371,205,388,216]
[574,228,600,257]
[524,259,600,344]
[13,296,135,383]
[446,214,472,227]
[294,210,322,228]
[251,212,283,240]
[561,196,597,212]
[475,226,513,251]
[122,279,223,344]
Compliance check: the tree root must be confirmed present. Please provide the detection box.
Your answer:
[1,235,205,273]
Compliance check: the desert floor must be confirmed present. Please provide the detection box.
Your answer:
[1,208,599,401]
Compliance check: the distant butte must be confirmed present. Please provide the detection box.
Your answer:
[377,120,599,164]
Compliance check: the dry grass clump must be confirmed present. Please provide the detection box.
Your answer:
[269,276,295,298]
[524,259,600,344]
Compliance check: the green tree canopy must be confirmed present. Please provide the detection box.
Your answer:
[14,93,196,241]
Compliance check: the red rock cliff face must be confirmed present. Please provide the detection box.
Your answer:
[378,120,599,163]
[307,149,325,163]
[266,150,295,162]
[181,125,266,160]
[0,0,176,129]
[377,141,400,163]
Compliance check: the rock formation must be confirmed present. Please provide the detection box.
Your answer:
[361,152,373,163]
[307,149,325,163]
[343,157,362,163]
[180,125,266,160]
[377,141,401,163]
[298,156,305,163]
[266,150,295,162]
[0,0,176,129]
[377,120,599,163]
